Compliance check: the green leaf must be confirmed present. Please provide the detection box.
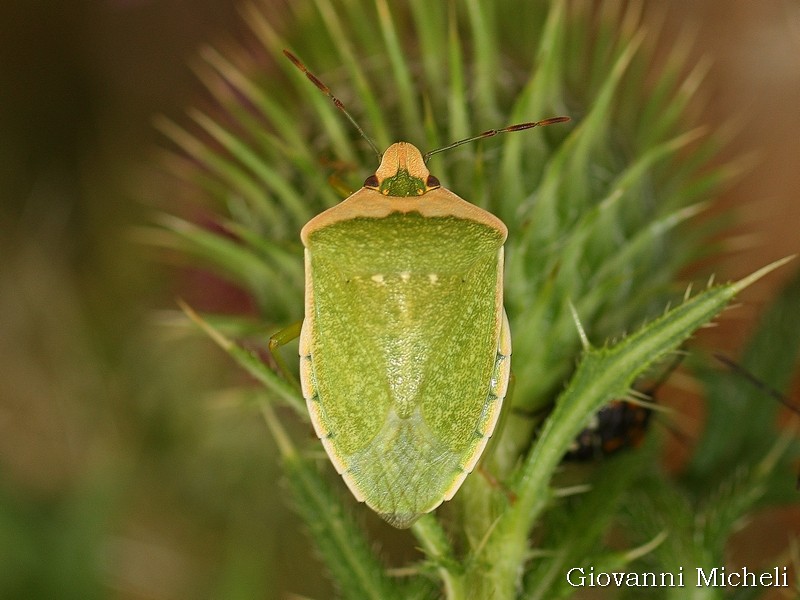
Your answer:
[524,444,655,599]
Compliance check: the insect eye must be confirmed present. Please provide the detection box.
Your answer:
[426,175,440,189]
[363,174,379,188]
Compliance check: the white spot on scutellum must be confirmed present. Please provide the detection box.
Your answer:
[370,274,385,285]
[400,271,411,282]
[428,273,438,284]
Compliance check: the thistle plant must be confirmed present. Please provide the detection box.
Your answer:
[152,1,800,598]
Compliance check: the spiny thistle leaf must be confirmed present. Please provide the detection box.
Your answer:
[473,259,791,598]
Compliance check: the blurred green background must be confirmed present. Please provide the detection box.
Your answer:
[1,1,799,598]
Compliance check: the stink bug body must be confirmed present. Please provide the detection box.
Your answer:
[286,50,568,528]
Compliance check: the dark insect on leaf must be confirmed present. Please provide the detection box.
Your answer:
[563,353,684,461]
[564,399,653,461]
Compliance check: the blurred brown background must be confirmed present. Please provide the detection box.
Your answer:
[1,1,798,598]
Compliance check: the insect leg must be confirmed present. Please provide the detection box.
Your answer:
[269,320,303,388]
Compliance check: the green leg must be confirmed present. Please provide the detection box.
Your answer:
[269,320,303,390]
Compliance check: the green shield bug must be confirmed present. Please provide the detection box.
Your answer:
[285,50,569,528]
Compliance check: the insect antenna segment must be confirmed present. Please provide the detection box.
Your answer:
[714,353,800,415]
[283,49,382,161]
[423,116,571,162]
